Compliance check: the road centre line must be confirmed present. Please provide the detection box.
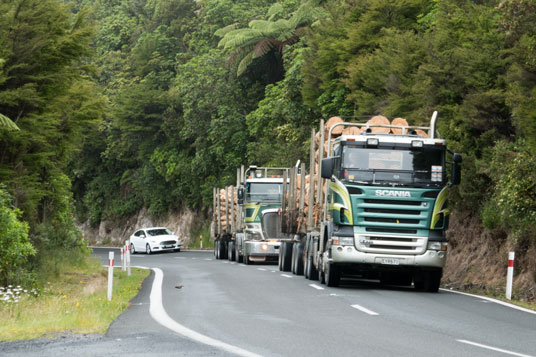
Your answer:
[280,274,293,278]
[457,340,534,357]
[351,304,379,316]
[204,259,212,261]
[257,268,267,271]
[309,284,324,290]
[150,267,261,357]
[441,289,536,315]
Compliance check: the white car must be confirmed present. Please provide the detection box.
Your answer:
[129,227,181,254]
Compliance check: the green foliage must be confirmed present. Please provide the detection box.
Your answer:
[217,0,326,78]
[481,140,536,239]
[0,187,35,285]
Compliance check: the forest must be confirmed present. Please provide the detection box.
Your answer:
[0,0,535,298]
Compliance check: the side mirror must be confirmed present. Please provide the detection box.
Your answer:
[237,187,244,205]
[321,157,335,179]
[451,153,462,186]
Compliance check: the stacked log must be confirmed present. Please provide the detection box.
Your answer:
[217,186,237,232]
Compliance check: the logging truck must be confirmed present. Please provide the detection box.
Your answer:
[212,166,289,264]
[275,112,462,292]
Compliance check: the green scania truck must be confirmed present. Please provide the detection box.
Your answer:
[277,112,462,291]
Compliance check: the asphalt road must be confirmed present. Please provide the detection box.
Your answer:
[2,248,535,356]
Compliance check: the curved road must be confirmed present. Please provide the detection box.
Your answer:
[2,248,535,356]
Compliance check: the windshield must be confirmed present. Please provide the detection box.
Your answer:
[342,146,445,187]
[246,183,285,202]
[147,228,172,236]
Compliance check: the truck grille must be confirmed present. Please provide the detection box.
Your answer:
[354,193,436,254]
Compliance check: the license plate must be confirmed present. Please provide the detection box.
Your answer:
[381,258,400,265]
[165,245,173,248]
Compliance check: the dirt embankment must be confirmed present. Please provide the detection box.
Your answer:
[78,207,203,247]
[444,211,536,303]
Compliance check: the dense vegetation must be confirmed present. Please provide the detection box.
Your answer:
[0,0,535,287]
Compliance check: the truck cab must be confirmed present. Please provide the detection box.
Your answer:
[319,118,462,290]
[235,167,288,264]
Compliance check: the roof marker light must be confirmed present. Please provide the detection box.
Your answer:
[411,140,424,148]
[367,138,379,146]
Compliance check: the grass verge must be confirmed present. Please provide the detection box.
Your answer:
[0,258,149,341]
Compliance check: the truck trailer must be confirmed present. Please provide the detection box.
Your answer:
[276,112,462,292]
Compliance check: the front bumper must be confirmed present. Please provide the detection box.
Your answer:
[330,245,447,269]
[245,241,280,257]
[151,243,181,251]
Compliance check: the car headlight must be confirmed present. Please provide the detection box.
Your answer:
[331,236,354,246]
[150,240,156,244]
[427,241,447,251]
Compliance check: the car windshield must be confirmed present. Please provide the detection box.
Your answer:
[246,183,285,203]
[147,228,172,236]
[342,146,445,187]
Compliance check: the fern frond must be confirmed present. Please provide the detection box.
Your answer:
[237,52,255,76]
[214,23,239,38]
[0,113,20,131]
[267,3,284,21]
[253,39,281,58]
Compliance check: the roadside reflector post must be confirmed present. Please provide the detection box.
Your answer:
[200,235,203,249]
[126,240,131,276]
[107,251,114,301]
[120,247,125,271]
[506,251,515,300]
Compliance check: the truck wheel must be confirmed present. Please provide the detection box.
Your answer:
[219,241,227,260]
[278,244,284,271]
[244,253,249,265]
[236,244,243,263]
[306,244,318,280]
[214,241,219,258]
[281,242,292,272]
[291,244,296,274]
[414,270,442,292]
[295,243,304,276]
[325,263,340,287]
[228,242,235,261]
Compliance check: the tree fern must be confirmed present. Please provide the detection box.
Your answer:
[216,0,327,77]
[0,113,19,131]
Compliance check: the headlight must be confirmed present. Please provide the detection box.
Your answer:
[261,243,269,251]
[150,240,156,244]
[332,236,354,246]
[427,241,447,251]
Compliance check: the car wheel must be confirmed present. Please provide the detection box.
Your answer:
[130,243,136,254]
[146,244,152,255]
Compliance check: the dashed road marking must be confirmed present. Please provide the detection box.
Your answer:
[257,268,267,271]
[457,340,534,357]
[351,304,379,316]
[309,284,324,290]
[204,259,212,261]
[280,274,292,278]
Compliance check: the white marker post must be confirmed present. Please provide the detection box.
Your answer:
[120,247,125,271]
[107,251,114,301]
[126,240,131,276]
[200,235,203,249]
[506,252,515,300]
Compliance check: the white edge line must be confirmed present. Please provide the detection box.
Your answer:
[150,268,261,357]
[457,340,534,357]
[351,304,379,316]
[309,284,324,290]
[280,274,292,278]
[440,289,536,315]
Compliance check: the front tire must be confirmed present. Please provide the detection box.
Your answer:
[325,263,340,287]
[146,244,152,255]
[130,243,136,254]
[414,270,442,292]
